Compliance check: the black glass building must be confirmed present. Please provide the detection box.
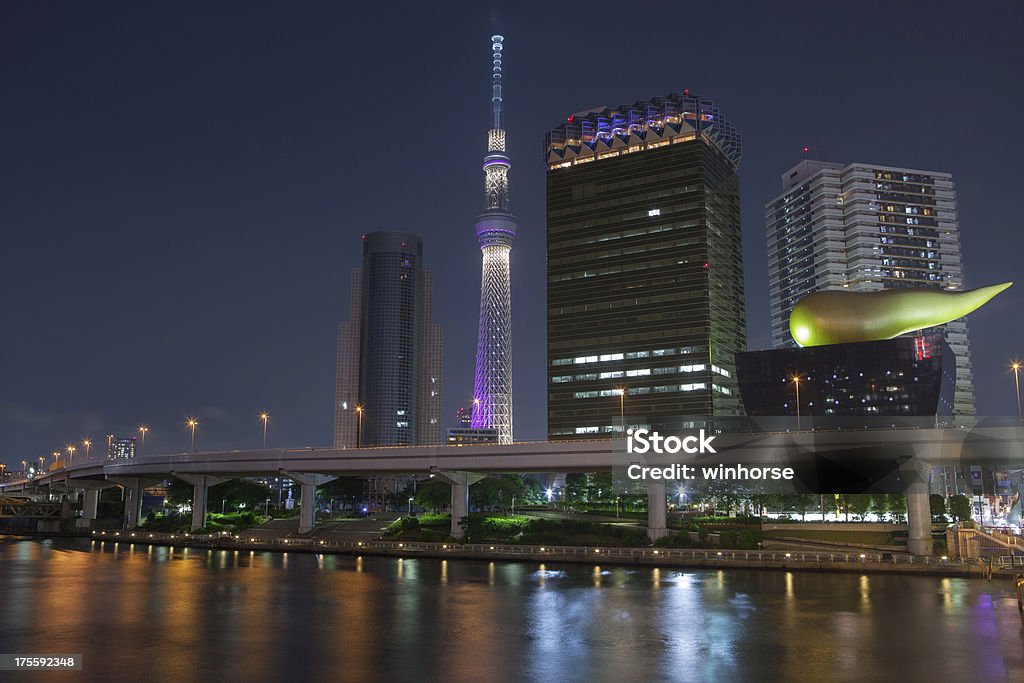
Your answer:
[334,232,443,447]
[735,333,956,420]
[545,92,746,439]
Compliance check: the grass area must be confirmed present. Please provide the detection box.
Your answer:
[382,514,650,547]
[414,513,450,527]
[141,511,269,534]
[762,529,897,546]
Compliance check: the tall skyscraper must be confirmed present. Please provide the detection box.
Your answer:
[334,231,443,448]
[545,92,746,439]
[765,159,975,418]
[471,35,518,445]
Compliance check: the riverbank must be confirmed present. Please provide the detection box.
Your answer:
[47,529,1005,579]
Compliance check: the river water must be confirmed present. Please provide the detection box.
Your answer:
[1,537,1022,682]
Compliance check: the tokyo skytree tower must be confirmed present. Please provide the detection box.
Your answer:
[471,34,517,444]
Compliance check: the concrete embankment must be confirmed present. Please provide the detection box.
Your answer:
[80,529,1003,579]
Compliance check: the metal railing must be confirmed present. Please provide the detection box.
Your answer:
[89,530,977,567]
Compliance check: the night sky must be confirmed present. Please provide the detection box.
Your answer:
[3,1,1022,466]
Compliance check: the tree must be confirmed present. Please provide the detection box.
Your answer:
[564,473,589,505]
[885,494,907,523]
[929,494,947,522]
[166,479,193,507]
[848,494,872,521]
[208,479,272,510]
[318,477,365,510]
[789,493,816,521]
[949,494,972,523]
[589,472,613,502]
[415,480,451,513]
[870,494,889,520]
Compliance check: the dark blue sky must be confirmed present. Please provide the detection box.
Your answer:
[2,1,1022,466]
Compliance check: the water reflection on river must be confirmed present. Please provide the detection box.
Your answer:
[0,537,1021,681]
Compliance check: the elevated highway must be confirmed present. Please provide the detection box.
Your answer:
[3,425,1021,554]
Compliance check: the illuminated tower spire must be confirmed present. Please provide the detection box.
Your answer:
[471,34,517,444]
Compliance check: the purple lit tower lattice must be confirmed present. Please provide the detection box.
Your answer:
[471,35,517,444]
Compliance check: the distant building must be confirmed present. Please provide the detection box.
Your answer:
[736,333,956,419]
[333,232,443,448]
[545,91,746,439]
[456,406,473,428]
[765,160,975,418]
[446,427,499,445]
[106,435,136,459]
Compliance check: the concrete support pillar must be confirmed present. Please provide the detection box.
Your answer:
[125,480,144,529]
[299,483,317,534]
[108,477,145,529]
[77,488,100,529]
[192,481,207,531]
[285,473,337,534]
[174,475,227,531]
[451,483,469,537]
[647,479,668,541]
[901,458,934,556]
[433,470,484,539]
[906,489,933,555]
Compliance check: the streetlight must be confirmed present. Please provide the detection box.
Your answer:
[82,439,91,462]
[1012,362,1022,419]
[408,496,414,517]
[186,418,199,452]
[355,405,364,447]
[138,426,148,455]
[791,374,803,430]
[221,498,227,515]
[616,496,621,518]
[21,460,27,473]
[259,412,270,448]
[66,444,76,466]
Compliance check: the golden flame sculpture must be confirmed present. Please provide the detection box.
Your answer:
[789,282,1012,347]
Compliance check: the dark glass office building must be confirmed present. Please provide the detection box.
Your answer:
[334,232,443,447]
[735,333,956,419]
[545,92,746,439]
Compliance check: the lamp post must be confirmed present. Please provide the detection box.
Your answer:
[791,374,803,430]
[265,497,271,516]
[616,496,621,519]
[355,405,364,447]
[221,499,227,515]
[82,439,91,462]
[1012,362,1022,419]
[186,418,198,452]
[408,496,414,517]
[138,426,148,455]
[259,412,270,448]
[21,460,27,474]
